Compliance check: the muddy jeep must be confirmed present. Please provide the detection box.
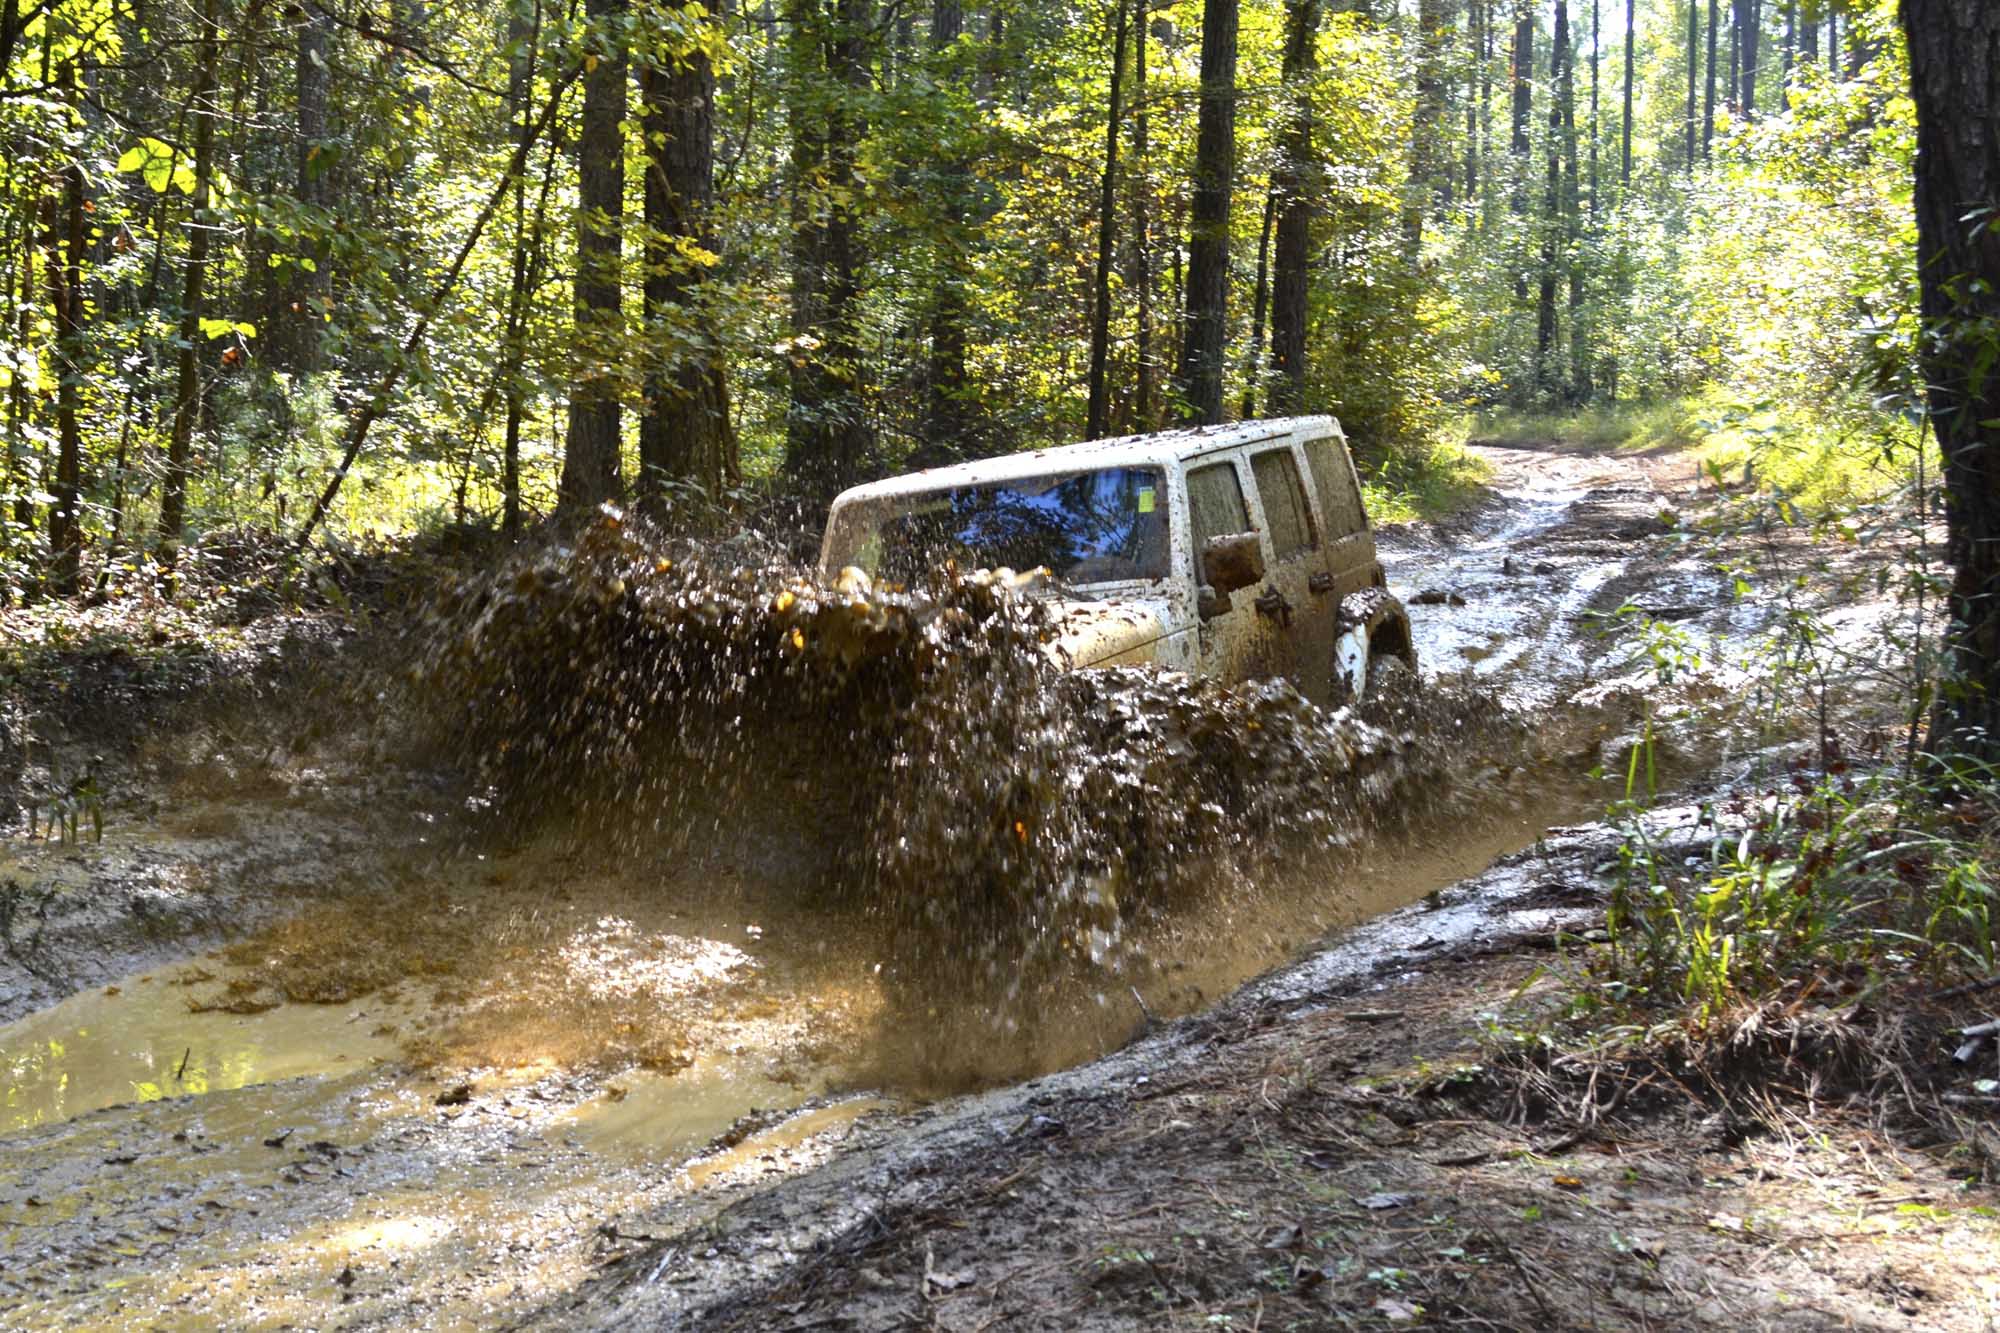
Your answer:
[818,416,1415,704]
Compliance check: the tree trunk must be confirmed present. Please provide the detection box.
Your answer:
[1703,0,1718,158]
[43,95,87,595]
[924,0,970,448]
[1738,0,1761,115]
[1901,0,2000,762]
[500,0,546,537]
[1685,0,1698,173]
[1466,0,1480,202]
[1782,0,1793,90]
[783,0,873,501]
[1728,4,1740,115]
[272,0,331,375]
[559,0,628,512]
[1239,189,1273,420]
[1566,3,1588,401]
[1268,0,1319,415]
[1129,1,1155,428]
[7,196,30,536]
[1405,0,1448,257]
[786,0,828,479]
[159,0,222,569]
[1622,0,1634,187]
[1175,0,1237,426]
[1085,0,1129,440]
[1535,0,1568,400]
[638,0,736,512]
[1588,0,1599,215]
[1509,0,1533,165]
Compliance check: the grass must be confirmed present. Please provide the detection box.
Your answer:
[1470,397,1708,455]
[1362,434,1495,525]
[1472,388,1936,516]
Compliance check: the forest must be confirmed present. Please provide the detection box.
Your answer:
[0,0,1930,580]
[8,0,2000,1327]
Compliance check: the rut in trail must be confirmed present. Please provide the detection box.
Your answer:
[417,510,1512,1013]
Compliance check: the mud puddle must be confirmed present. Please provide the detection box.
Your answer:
[0,965,408,1133]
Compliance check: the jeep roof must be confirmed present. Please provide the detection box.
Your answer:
[826,417,1340,508]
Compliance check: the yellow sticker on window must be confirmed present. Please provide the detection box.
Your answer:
[1137,487,1156,514]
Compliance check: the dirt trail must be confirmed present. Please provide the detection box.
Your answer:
[1,444,1956,1330]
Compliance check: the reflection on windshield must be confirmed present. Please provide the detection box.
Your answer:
[825,467,1170,586]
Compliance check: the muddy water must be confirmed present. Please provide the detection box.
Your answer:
[0,967,406,1133]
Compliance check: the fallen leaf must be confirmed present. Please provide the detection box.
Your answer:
[1356,1192,1417,1211]
[1374,1297,1423,1323]
[1263,1223,1304,1250]
[1553,1174,1584,1191]
[926,1267,976,1291]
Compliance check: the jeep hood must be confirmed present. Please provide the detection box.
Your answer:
[1048,596,1176,670]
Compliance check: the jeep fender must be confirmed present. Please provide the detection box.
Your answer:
[1333,588,1416,698]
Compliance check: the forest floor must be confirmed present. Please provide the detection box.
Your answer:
[3,443,1992,1330]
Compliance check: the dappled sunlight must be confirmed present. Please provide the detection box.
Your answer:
[554,916,755,1002]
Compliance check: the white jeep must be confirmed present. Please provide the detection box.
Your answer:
[818,416,1416,704]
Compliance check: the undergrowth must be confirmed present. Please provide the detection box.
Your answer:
[1487,422,1996,1140]
[1474,388,1937,514]
[1360,433,1493,525]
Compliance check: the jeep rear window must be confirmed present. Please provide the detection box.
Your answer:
[1251,448,1318,558]
[1302,436,1366,536]
[1186,462,1250,558]
[824,466,1170,586]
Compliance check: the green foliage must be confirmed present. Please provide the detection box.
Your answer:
[1361,433,1493,525]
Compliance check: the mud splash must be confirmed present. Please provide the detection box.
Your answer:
[417,511,1512,1017]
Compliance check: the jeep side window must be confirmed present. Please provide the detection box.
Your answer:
[1302,437,1366,537]
[1185,462,1250,573]
[1251,448,1318,558]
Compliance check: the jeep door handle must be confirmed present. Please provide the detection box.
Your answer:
[1308,572,1334,595]
[1254,588,1293,624]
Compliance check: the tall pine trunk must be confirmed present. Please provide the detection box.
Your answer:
[1901,0,2000,762]
[1405,0,1448,257]
[1176,0,1237,425]
[1622,0,1634,187]
[1685,0,1698,173]
[638,1,736,512]
[159,0,221,569]
[1239,190,1273,419]
[1535,0,1568,401]
[1703,0,1718,159]
[273,0,331,375]
[1268,0,1319,415]
[1128,1,1155,429]
[1738,0,1761,115]
[43,102,86,594]
[559,0,627,512]
[925,0,970,448]
[1085,0,1128,440]
[783,0,874,501]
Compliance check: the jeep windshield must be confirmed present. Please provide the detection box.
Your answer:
[823,466,1170,587]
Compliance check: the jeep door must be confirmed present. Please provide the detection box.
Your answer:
[1247,443,1335,704]
[1185,455,1285,686]
[1299,426,1377,600]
